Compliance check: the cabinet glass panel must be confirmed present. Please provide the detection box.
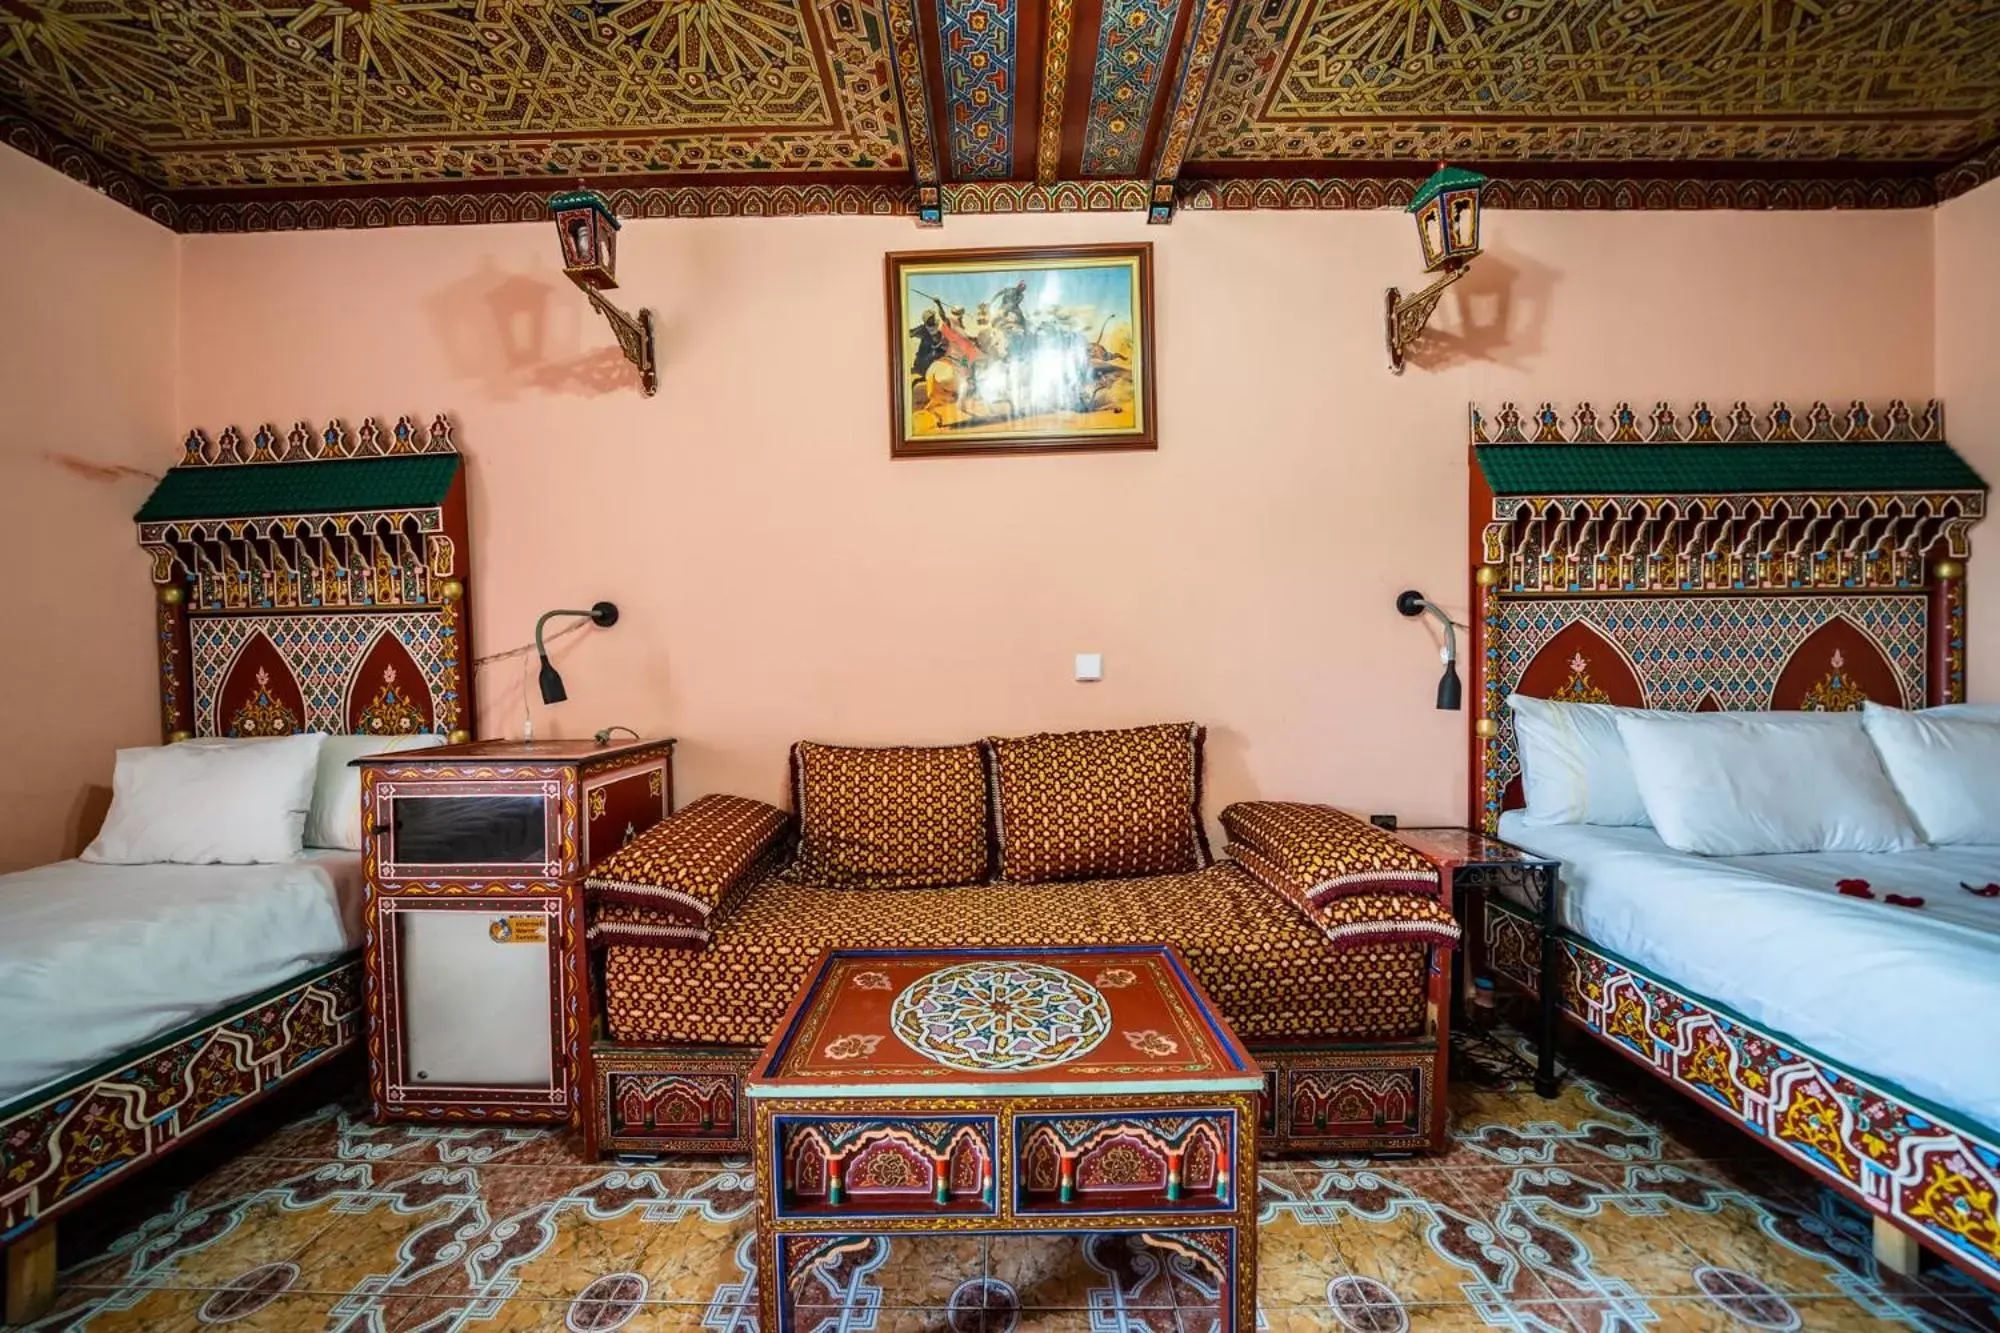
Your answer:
[389,794,547,866]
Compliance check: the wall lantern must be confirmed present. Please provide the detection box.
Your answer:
[550,188,658,396]
[1384,163,1488,373]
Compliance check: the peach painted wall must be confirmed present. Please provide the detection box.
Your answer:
[172,206,1936,830]
[0,146,180,871]
[1937,178,2000,704]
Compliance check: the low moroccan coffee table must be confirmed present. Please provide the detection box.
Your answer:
[747,944,1261,1331]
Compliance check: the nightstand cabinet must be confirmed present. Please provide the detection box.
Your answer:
[360,737,674,1123]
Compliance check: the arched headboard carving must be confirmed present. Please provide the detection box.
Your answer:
[1467,399,1985,833]
[134,414,474,742]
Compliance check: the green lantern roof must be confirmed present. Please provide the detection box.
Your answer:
[1475,442,1985,497]
[136,454,461,522]
[1408,164,1488,213]
[549,188,621,229]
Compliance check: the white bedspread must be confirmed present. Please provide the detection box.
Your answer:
[1496,812,2000,1134]
[0,853,365,1105]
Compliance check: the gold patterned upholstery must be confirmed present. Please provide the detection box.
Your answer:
[787,742,992,889]
[602,861,1429,1046]
[1221,802,1440,906]
[585,795,792,950]
[985,722,1210,883]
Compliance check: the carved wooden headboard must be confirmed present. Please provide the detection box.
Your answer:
[1466,399,1987,833]
[134,415,474,742]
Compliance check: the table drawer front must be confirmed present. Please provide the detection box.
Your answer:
[1285,1063,1427,1146]
[1014,1110,1239,1215]
[773,1115,998,1220]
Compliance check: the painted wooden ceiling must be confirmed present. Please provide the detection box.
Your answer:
[3,0,1998,231]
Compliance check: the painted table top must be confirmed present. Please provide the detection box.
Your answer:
[746,946,1261,1098]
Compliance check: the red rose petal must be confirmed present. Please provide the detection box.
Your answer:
[1884,894,1925,908]
[1836,880,1876,899]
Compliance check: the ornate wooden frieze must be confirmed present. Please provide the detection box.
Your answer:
[1484,904,2000,1291]
[1472,398,1945,446]
[1471,400,1985,594]
[138,415,460,612]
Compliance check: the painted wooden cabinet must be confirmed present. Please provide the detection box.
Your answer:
[360,737,674,1123]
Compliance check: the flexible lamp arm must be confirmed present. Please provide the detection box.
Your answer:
[1396,590,1463,711]
[534,602,620,706]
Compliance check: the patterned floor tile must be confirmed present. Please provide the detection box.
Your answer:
[24,1024,1995,1333]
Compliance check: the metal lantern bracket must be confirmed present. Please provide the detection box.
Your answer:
[550,189,658,397]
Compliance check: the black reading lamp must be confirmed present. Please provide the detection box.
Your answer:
[1396,590,1462,711]
[535,602,620,704]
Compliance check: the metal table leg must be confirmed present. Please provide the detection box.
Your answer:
[1533,862,1560,1098]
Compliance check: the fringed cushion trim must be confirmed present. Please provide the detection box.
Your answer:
[587,918,710,951]
[1220,801,1439,905]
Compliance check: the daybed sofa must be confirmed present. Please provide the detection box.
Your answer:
[581,723,1460,1158]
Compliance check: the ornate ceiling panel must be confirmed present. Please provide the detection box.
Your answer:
[1188,0,2000,168]
[0,1,909,186]
[1,0,1997,230]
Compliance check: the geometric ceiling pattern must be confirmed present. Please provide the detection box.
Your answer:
[2,0,1998,232]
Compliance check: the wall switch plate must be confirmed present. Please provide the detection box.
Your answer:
[1369,814,1398,830]
[1074,653,1104,682]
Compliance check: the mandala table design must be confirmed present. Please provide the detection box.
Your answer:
[748,945,1261,1330]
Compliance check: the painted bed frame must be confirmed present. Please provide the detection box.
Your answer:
[1463,398,1998,1291]
[0,415,473,1322]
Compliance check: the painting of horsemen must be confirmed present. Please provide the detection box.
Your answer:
[886,244,1156,456]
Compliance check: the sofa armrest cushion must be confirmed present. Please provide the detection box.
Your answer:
[1220,802,1440,907]
[1231,843,1459,951]
[586,794,792,947]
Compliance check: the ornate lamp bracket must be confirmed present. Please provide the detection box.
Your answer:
[1385,264,1469,374]
[581,285,658,397]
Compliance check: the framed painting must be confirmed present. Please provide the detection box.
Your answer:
[886,244,1156,457]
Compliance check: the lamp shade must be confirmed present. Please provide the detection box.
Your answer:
[551,189,621,290]
[1408,164,1487,273]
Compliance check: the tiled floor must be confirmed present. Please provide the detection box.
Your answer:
[17,1029,1999,1331]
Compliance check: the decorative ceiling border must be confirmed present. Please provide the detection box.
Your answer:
[1937,138,2000,204]
[2,109,180,228]
[8,108,1998,233]
[1178,173,1940,212]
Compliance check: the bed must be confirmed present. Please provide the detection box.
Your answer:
[1463,397,2000,1291]
[0,413,473,1323]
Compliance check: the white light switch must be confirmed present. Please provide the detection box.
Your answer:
[1074,653,1104,682]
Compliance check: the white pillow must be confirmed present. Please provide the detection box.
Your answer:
[1613,711,1919,855]
[84,733,325,864]
[1507,694,1650,826]
[306,733,448,851]
[1917,701,2000,721]
[1861,702,2000,846]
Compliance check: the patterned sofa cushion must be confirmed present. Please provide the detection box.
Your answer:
[788,741,991,889]
[602,861,1432,1047]
[1221,802,1440,907]
[585,794,792,950]
[985,722,1210,883]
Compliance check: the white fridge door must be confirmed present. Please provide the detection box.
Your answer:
[400,909,555,1089]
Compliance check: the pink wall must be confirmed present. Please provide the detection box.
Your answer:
[1937,178,2000,703]
[0,148,179,870]
[172,207,1937,829]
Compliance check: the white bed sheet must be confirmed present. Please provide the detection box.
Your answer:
[1496,812,2000,1133]
[0,853,365,1105]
